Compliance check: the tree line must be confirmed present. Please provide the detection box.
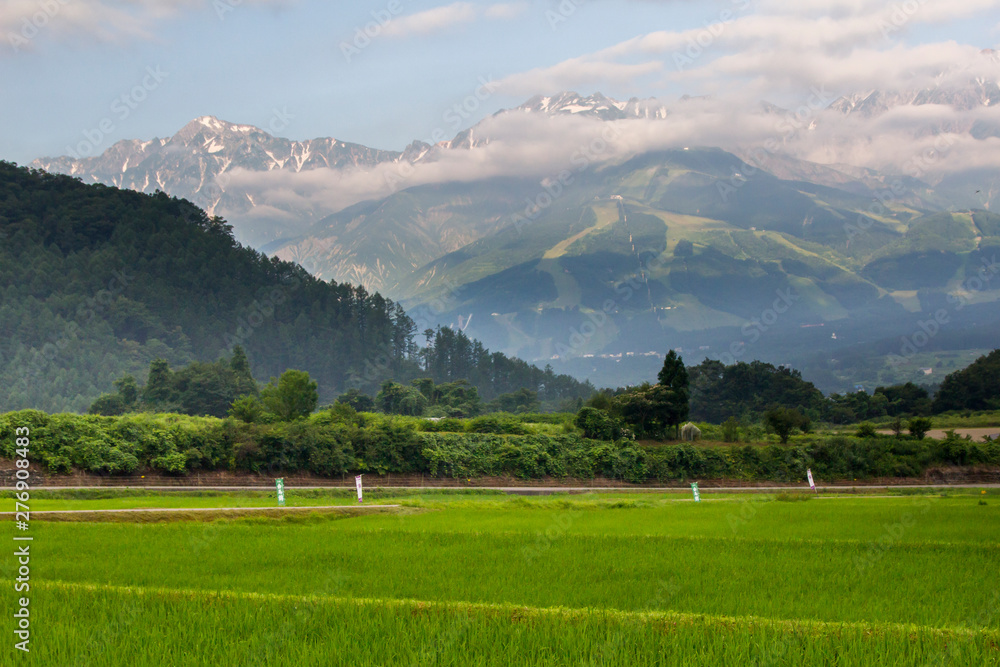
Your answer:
[3,408,996,482]
[88,347,549,421]
[0,162,592,414]
[575,350,999,443]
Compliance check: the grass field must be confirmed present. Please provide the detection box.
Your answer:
[3,491,999,664]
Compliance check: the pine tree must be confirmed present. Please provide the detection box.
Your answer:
[657,350,690,438]
[230,345,258,396]
[143,359,173,407]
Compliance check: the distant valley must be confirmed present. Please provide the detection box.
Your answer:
[32,65,1000,393]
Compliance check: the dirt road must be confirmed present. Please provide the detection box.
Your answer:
[877,427,999,441]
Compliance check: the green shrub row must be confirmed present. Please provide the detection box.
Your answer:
[2,410,998,482]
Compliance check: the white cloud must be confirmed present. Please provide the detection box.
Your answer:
[379,1,528,39]
[199,1,1000,218]
[758,0,1000,19]
[220,84,1000,226]
[484,2,529,20]
[494,0,1000,108]
[0,0,295,51]
[1,0,151,45]
[675,42,983,98]
[382,2,477,38]
[496,58,663,95]
[26,0,997,219]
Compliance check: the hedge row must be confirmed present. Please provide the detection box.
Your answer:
[2,410,998,482]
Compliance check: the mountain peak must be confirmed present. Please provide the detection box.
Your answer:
[516,92,667,121]
[194,115,226,130]
[520,91,619,115]
[175,116,263,141]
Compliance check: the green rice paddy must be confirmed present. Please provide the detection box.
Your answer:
[3,491,998,665]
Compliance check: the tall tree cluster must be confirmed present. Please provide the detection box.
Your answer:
[687,359,825,423]
[89,347,260,418]
[579,352,691,440]
[418,326,591,402]
[932,349,1000,412]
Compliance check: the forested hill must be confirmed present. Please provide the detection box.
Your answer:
[0,163,592,412]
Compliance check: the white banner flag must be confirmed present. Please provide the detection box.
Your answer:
[807,468,816,492]
[275,478,285,507]
[355,475,363,504]
[691,482,700,502]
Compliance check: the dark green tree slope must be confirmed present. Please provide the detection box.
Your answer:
[687,359,825,422]
[0,163,591,411]
[932,349,1000,412]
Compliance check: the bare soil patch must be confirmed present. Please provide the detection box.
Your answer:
[877,427,999,442]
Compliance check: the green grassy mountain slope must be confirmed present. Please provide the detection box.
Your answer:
[250,144,999,392]
[387,149,999,390]
[264,178,540,291]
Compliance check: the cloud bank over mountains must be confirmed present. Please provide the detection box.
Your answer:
[24,0,1000,241]
[220,63,1000,233]
[208,0,1000,222]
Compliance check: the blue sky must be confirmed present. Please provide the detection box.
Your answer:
[2,0,998,164]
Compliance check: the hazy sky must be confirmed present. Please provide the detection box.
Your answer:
[1,0,998,165]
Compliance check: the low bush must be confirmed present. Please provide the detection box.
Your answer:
[2,410,998,482]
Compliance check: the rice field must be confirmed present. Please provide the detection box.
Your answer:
[3,490,999,665]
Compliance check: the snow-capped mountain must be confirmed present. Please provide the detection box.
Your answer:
[29,93,673,246]
[31,116,408,245]
[517,92,670,120]
[829,50,1000,135]
[831,79,1000,117]
[30,75,1000,254]
[434,91,669,151]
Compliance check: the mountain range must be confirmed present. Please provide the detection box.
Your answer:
[30,66,1000,393]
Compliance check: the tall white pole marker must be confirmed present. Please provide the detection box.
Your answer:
[807,468,816,493]
[691,482,701,502]
[355,475,363,504]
